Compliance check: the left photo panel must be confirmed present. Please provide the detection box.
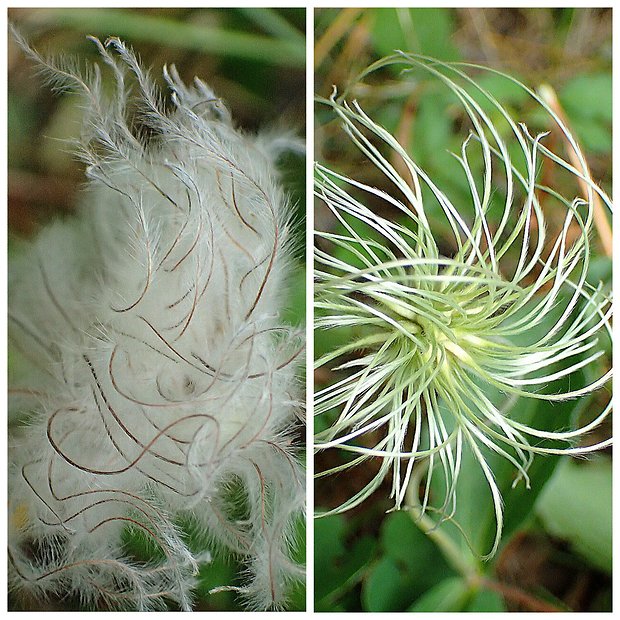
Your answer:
[8,7,306,612]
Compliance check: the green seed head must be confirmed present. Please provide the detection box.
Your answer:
[314,53,612,558]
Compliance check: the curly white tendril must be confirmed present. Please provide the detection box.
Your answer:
[314,53,611,559]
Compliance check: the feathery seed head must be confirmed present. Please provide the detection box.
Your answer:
[315,53,611,558]
[9,34,304,610]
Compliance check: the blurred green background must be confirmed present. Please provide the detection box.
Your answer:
[314,7,611,613]
[8,7,306,612]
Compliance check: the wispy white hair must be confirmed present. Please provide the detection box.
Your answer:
[9,32,304,611]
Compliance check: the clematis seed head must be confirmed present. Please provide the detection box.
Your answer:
[9,32,305,610]
[314,53,612,558]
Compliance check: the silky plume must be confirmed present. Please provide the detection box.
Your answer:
[8,32,305,611]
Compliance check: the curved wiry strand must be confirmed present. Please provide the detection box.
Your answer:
[9,34,304,610]
[314,53,611,559]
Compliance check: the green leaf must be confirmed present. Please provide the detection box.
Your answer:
[586,256,612,288]
[313,316,354,363]
[569,117,612,154]
[536,457,612,573]
[408,576,470,611]
[237,7,305,43]
[314,514,377,610]
[371,8,459,61]
[466,587,507,611]
[475,72,530,108]
[34,8,306,67]
[362,511,455,611]
[560,73,612,123]
[452,401,577,558]
[363,557,411,612]
[412,92,452,162]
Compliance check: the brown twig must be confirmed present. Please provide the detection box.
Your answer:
[324,13,371,93]
[539,83,612,258]
[480,577,564,612]
[314,8,363,68]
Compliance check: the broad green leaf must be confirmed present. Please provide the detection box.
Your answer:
[560,73,612,123]
[536,457,612,573]
[475,72,530,108]
[362,511,455,610]
[371,8,459,61]
[466,587,507,611]
[569,116,612,154]
[313,318,354,362]
[408,576,470,611]
[363,557,412,612]
[412,92,452,162]
[586,256,612,288]
[314,514,377,610]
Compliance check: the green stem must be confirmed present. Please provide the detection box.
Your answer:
[405,465,480,581]
[237,8,305,44]
[404,469,566,611]
[30,8,306,68]
[409,507,479,580]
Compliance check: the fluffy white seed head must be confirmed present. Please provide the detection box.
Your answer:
[9,34,304,610]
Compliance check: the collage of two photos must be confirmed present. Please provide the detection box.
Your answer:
[7,6,612,613]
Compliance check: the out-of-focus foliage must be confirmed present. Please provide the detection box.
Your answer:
[536,458,612,574]
[315,7,611,612]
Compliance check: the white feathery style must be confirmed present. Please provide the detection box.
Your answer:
[9,34,304,611]
[314,53,611,558]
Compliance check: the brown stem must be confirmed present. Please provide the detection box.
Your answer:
[539,84,612,258]
[480,577,564,612]
[315,8,363,68]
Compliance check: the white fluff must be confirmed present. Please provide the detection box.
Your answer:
[8,34,304,611]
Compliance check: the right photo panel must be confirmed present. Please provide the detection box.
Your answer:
[314,7,612,612]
